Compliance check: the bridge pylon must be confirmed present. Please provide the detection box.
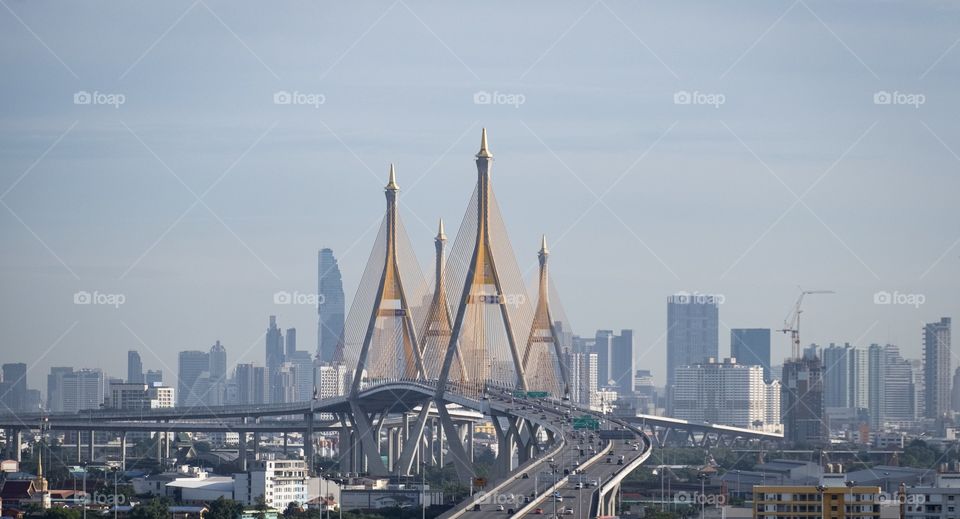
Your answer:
[436,128,533,396]
[342,165,430,476]
[521,236,570,397]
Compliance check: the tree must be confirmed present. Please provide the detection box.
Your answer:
[253,495,269,519]
[129,497,171,519]
[208,497,245,519]
[283,501,304,518]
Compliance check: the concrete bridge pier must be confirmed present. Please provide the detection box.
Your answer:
[76,430,82,461]
[238,432,247,471]
[436,418,445,467]
[87,430,94,462]
[467,422,474,462]
[304,412,315,475]
[120,432,126,470]
[337,416,350,473]
[597,483,620,517]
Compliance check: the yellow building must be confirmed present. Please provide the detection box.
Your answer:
[753,478,882,519]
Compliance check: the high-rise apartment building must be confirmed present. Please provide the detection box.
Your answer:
[145,370,163,386]
[46,367,73,412]
[666,293,719,411]
[672,358,780,430]
[781,349,826,445]
[177,350,210,407]
[61,369,104,413]
[730,328,771,382]
[593,329,633,392]
[564,351,599,409]
[234,363,266,405]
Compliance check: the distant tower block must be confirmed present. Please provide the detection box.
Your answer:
[419,219,467,380]
[350,165,426,394]
[438,129,531,394]
[522,236,570,396]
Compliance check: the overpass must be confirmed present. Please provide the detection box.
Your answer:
[0,130,783,517]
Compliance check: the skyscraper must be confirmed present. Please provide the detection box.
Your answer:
[287,351,314,402]
[265,315,284,403]
[209,341,227,380]
[595,330,614,386]
[177,350,210,407]
[868,344,915,427]
[46,367,73,413]
[822,343,867,410]
[1,363,28,412]
[610,330,635,394]
[145,370,163,386]
[285,328,297,358]
[924,317,952,419]
[666,294,719,411]
[235,363,266,405]
[730,328,771,382]
[673,358,779,430]
[208,341,227,405]
[61,369,104,413]
[317,248,345,363]
[564,351,599,409]
[127,351,144,383]
[781,348,826,445]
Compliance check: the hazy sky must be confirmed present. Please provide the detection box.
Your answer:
[1,1,958,393]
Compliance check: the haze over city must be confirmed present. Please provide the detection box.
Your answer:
[2,1,958,389]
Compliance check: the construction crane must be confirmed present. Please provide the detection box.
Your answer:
[779,288,835,360]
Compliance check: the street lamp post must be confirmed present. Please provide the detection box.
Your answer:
[113,467,119,519]
[698,473,708,519]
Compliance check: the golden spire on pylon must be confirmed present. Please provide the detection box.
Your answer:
[437,218,446,242]
[540,234,549,255]
[476,128,492,158]
[386,163,399,191]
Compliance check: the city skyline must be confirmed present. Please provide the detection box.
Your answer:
[2,2,959,391]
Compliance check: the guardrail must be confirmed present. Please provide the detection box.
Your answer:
[594,419,653,517]
[441,412,569,519]
[509,438,614,518]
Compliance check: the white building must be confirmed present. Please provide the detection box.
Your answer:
[235,459,309,510]
[565,351,598,409]
[905,473,960,519]
[61,369,104,413]
[315,363,349,399]
[673,358,780,431]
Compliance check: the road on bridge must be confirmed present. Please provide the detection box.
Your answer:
[454,393,650,519]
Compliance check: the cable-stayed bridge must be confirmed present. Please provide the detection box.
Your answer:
[1,131,780,518]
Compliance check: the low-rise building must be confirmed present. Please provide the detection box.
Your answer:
[753,474,881,519]
[235,459,309,510]
[905,473,960,519]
